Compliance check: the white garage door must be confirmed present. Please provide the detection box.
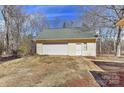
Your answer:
[43,44,68,55]
[76,43,88,56]
[76,43,82,55]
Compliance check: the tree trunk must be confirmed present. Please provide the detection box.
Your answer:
[99,38,102,55]
[116,42,121,57]
[6,28,9,54]
[115,26,122,57]
[114,39,116,55]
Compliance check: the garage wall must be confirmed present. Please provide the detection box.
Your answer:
[81,43,87,56]
[68,43,76,56]
[36,43,43,55]
[42,44,68,55]
[36,42,96,56]
[75,43,96,56]
[87,43,96,56]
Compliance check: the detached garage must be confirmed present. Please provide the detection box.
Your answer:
[34,29,97,56]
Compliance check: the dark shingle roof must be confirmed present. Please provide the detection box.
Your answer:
[36,28,96,40]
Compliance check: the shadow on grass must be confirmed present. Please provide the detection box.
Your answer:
[0,56,21,63]
[90,71,124,87]
[91,61,124,87]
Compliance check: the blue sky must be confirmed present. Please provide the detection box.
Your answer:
[22,5,88,28]
[22,5,85,20]
[0,5,89,28]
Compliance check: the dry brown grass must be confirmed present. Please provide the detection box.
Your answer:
[0,55,102,87]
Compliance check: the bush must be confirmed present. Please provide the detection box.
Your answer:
[0,42,4,55]
[18,35,33,56]
[18,43,32,56]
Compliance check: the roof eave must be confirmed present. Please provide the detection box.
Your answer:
[34,38,97,43]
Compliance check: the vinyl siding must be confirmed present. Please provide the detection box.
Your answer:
[36,43,43,55]
[87,43,96,56]
[36,42,96,56]
[68,43,76,56]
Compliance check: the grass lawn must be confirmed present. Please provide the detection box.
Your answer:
[0,55,102,87]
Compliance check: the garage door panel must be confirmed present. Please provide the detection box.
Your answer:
[43,44,68,55]
[76,44,82,55]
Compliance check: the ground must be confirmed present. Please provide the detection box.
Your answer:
[0,55,102,87]
[0,55,124,87]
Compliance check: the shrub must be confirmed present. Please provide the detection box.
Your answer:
[18,35,33,56]
[0,42,4,55]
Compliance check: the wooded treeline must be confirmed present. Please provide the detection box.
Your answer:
[81,5,124,56]
[0,5,47,56]
[0,5,124,57]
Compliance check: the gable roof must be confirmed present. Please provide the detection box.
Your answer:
[36,28,97,40]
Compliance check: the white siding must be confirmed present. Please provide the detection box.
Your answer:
[75,43,96,56]
[36,43,43,55]
[42,44,68,55]
[76,43,82,55]
[87,43,96,56]
[81,43,88,56]
[36,42,96,56]
[68,43,76,56]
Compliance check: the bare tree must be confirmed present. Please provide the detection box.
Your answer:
[0,5,48,56]
[96,6,124,56]
[62,22,66,28]
[54,16,60,28]
[1,5,10,54]
[81,5,124,56]
[1,5,26,56]
[27,13,48,37]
